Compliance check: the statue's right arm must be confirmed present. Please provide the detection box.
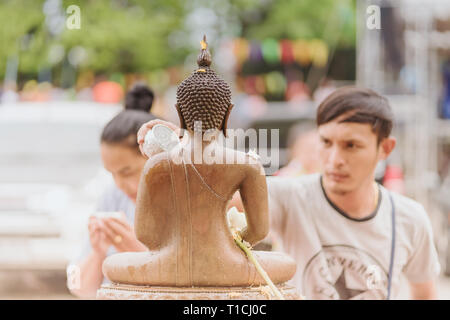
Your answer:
[227,176,288,244]
[238,162,269,246]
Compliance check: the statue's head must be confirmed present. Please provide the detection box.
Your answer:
[175,35,233,137]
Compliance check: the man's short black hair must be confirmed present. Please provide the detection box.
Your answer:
[316,86,394,143]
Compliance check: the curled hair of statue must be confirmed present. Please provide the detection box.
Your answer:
[176,35,233,137]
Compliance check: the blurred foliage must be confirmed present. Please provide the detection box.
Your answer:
[58,0,187,73]
[237,0,356,47]
[0,0,47,76]
[0,0,356,81]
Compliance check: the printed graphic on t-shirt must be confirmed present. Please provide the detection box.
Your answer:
[302,245,389,300]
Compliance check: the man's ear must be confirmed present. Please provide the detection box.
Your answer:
[175,103,187,130]
[221,104,234,137]
[379,136,396,160]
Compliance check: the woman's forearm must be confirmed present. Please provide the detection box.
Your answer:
[69,251,106,299]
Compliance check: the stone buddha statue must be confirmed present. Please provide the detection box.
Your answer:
[99,37,298,299]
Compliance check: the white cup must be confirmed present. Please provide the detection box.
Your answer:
[143,124,179,158]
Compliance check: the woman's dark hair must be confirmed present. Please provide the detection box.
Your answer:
[101,83,157,150]
[316,86,394,144]
[125,82,155,112]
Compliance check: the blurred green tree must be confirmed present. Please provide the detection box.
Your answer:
[58,0,188,73]
[0,0,46,78]
[235,0,356,46]
[0,0,355,82]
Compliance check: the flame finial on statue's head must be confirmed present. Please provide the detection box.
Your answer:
[197,34,212,68]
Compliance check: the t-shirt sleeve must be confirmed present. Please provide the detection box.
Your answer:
[402,205,441,283]
[266,176,292,240]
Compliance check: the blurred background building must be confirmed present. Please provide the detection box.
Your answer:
[0,0,450,299]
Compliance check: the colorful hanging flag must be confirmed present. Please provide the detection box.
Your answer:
[261,38,280,64]
[280,40,295,64]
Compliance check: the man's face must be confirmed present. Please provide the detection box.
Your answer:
[318,120,386,195]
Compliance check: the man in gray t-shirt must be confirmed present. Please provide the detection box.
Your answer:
[265,173,440,299]
[229,87,440,299]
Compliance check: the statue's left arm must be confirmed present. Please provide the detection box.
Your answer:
[134,160,164,250]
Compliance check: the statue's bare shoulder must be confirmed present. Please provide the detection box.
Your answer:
[142,152,172,177]
[222,147,265,177]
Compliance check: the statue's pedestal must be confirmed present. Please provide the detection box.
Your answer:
[97,283,301,300]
